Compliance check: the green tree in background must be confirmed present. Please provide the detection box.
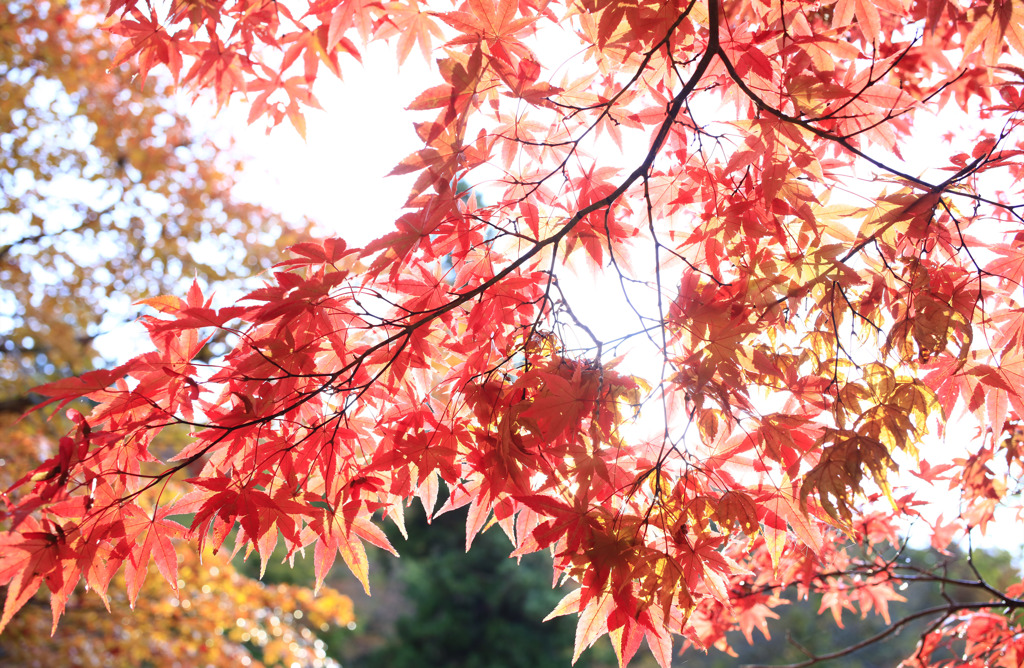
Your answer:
[367,500,621,668]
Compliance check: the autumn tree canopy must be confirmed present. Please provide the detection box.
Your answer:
[0,0,307,416]
[3,0,1024,665]
[0,2,356,665]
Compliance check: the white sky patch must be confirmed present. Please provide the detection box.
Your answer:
[228,42,435,246]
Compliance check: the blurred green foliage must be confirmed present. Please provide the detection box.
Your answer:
[364,502,619,668]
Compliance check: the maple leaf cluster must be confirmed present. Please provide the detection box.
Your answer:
[1,0,341,663]
[4,0,1024,665]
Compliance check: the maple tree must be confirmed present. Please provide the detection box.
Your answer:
[1,1,356,665]
[3,0,1024,665]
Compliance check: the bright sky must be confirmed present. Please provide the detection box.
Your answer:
[229,43,433,246]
